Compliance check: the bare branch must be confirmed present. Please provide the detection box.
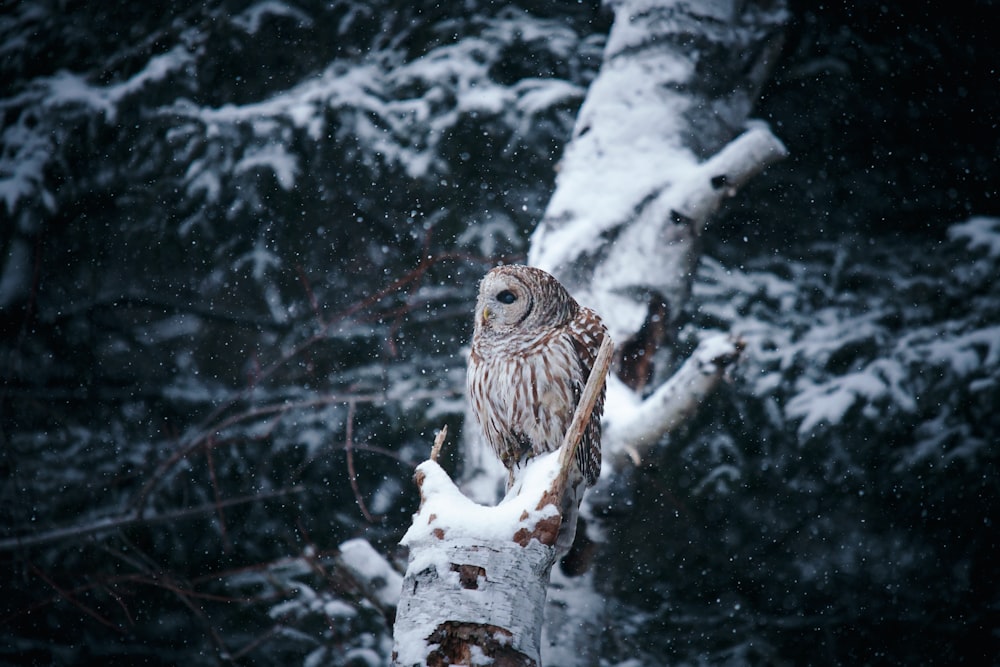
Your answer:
[550,335,615,507]
[0,487,305,553]
[131,388,454,513]
[27,561,124,634]
[430,425,448,462]
[343,399,378,523]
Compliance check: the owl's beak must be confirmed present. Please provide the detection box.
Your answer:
[481,306,491,323]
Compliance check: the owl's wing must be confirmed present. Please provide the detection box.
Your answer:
[569,309,607,487]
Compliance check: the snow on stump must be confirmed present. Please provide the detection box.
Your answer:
[392,457,561,666]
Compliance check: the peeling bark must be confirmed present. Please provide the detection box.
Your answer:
[393,531,554,666]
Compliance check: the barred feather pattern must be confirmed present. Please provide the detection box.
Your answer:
[467,265,607,490]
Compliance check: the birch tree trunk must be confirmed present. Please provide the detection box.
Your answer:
[439,0,788,664]
[529,0,788,664]
[530,0,787,393]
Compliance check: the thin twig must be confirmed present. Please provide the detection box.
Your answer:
[204,441,232,553]
[100,582,136,627]
[229,625,284,661]
[131,388,455,513]
[27,562,124,633]
[3,547,318,627]
[430,425,448,462]
[296,264,324,328]
[0,486,305,553]
[127,253,481,516]
[159,571,235,661]
[343,400,377,523]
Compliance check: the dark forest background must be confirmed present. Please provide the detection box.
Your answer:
[1,1,998,665]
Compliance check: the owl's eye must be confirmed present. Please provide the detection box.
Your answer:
[496,289,517,304]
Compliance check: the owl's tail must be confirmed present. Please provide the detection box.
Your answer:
[555,481,583,560]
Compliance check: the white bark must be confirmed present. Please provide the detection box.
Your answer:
[530,1,787,348]
[391,451,563,666]
[524,1,788,665]
[531,0,786,464]
[394,530,554,665]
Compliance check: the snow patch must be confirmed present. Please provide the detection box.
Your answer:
[184,158,222,204]
[457,214,521,257]
[0,120,56,216]
[948,215,1000,258]
[786,358,915,436]
[134,315,202,344]
[513,78,583,117]
[339,538,403,610]
[368,477,403,516]
[401,452,561,549]
[235,143,300,190]
[233,241,282,280]
[233,1,312,35]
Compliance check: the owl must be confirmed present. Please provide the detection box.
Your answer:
[466,264,607,494]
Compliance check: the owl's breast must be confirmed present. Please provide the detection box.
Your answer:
[512,335,580,452]
[468,328,581,462]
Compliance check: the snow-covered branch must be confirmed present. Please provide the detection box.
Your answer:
[529,0,786,439]
[604,335,744,468]
[337,538,404,616]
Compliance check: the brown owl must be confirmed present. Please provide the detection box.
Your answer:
[466,264,607,494]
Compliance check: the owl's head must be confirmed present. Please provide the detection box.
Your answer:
[473,264,576,337]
